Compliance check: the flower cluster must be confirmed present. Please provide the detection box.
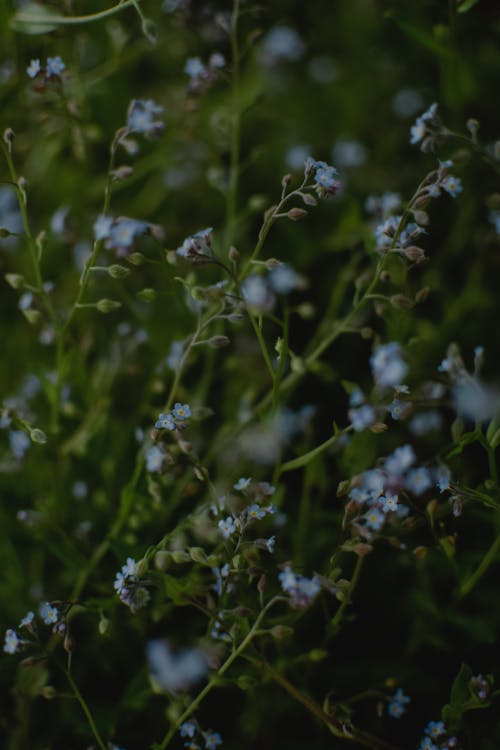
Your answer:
[155,402,192,431]
[370,342,408,389]
[387,688,410,718]
[347,444,450,535]
[241,263,304,312]
[304,158,342,198]
[126,99,164,137]
[177,228,214,262]
[179,719,222,750]
[94,215,149,254]
[114,557,150,613]
[4,605,65,655]
[279,565,321,608]
[417,720,459,750]
[146,640,208,693]
[27,56,65,80]
[185,53,226,93]
[216,479,276,540]
[410,103,443,152]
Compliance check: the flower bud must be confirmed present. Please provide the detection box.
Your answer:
[403,245,426,263]
[107,264,131,279]
[412,209,429,226]
[390,294,414,310]
[137,288,156,301]
[96,299,122,313]
[229,246,239,262]
[22,309,42,325]
[287,207,308,221]
[30,428,47,444]
[5,273,24,289]
[281,174,292,188]
[110,165,134,181]
[3,128,15,150]
[208,335,230,349]
[128,252,146,266]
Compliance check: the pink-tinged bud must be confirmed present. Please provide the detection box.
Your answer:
[301,192,317,206]
[287,207,308,221]
[412,209,429,226]
[228,246,239,261]
[370,422,388,433]
[403,245,426,263]
[390,294,414,310]
[415,286,430,303]
[257,574,267,594]
[380,270,391,283]
[3,128,15,150]
[281,174,292,188]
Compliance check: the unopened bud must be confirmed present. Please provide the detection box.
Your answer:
[265,257,282,269]
[380,270,391,283]
[287,207,307,221]
[404,245,426,263]
[63,634,74,653]
[5,273,24,289]
[414,194,431,208]
[149,223,165,242]
[41,686,56,700]
[108,264,131,279]
[370,422,388,433]
[128,252,146,266]
[137,288,156,301]
[281,174,292,188]
[96,298,122,313]
[412,210,429,226]
[208,335,230,349]
[361,326,374,339]
[466,119,479,140]
[154,551,172,570]
[22,309,42,325]
[227,313,245,323]
[30,428,47,444]
[98,616,110,635]
[110,165,134,181]
[296,302,315,319]
[270,624,293,639]
[229,246,239,261]
[3,128,15,150]
[415,286,430,303]
[390,294,414,310]
[257,574,267,594]
[301,192,317,206]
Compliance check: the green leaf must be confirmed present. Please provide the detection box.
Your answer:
[457,0,480,13]
[450,663,473,706]
[446,429,480,458]
[10,3,59,33]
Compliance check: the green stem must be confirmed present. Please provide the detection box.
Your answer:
[65,670,107,750]
[155,596,284,750]
[277,427,351,478]
[12,0,143,27]
[226,0,241,248]
[248,312,275,383]
[330,555,364,633]
[458,531,500,599]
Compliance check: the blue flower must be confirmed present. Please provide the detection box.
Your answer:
[155,413,175,430]
[442,175,462,198]
[146,445,165,472]
[166,341,184,370]
[204,731,222,749]
[234,477,252,491]
[405,467,433,496]
[185,57,207,79]
[46,56,65,77]
[218,517,237,539]
[180,721,197,739]
[9,430,30,459]
[388,688,410,718]
[309,160,341,198]
[19,611,35,628]
[146,641,208,693]
[3,629,20,654]
[127,99,164,136]
[94,214,113,240]
[364,507,385,531]
[39,602,59,625]
[370,342,408,388]
[26,59,41,79]
[424,721,446,738]
[349,403,376,432]
[247,503,266,520]
[107,218,147,251]
[172,403,191,420]
[419,738,438,750]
